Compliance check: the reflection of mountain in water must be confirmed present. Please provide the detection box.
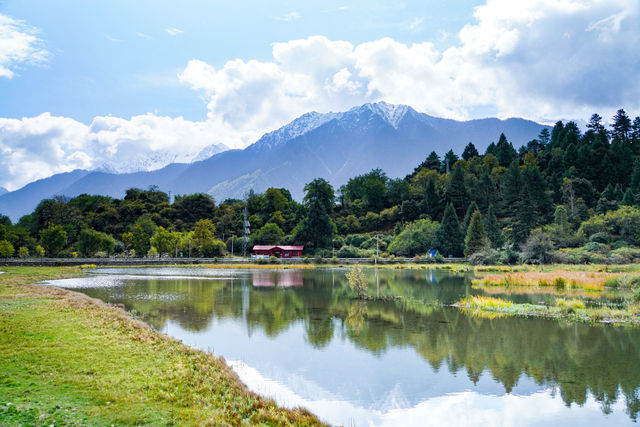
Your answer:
[74,269,640,421]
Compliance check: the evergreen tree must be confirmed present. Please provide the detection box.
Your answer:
[464,211,489,256]
[611,108,632,142]
[484,204,503,249]
[631,158,640,193]
[424,151,441,170]
[423,179,441,219]
[441,150,459,174]
[298,178,336,248]
[554,205,571,234]
[462,142,479,160]
[538,128,551,147]
[596,184,619,214]
[622,189,635,206]
[495,133,517,166]
[445,163,468,217]
[613,184,625,201]
[461,201,479,235]
[435,203,464,257]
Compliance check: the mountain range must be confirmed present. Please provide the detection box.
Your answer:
[0,102,548,222]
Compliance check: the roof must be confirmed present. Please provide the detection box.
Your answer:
[252,245,304,251]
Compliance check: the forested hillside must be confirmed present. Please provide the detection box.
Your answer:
[1,109,640,264]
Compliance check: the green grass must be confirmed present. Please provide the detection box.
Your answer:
[0,266,323,426]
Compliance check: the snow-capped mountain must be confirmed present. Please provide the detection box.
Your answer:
[0,102,549,221]
[192,143,229,162]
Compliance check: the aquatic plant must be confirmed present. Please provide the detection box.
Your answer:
[346,267,367,299]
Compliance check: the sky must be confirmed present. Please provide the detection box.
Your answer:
[0,0,639,191]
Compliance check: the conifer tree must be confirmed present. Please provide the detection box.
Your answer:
[462,142,479,160]
[435,202,464,257]
[464,211,489,256]
[445,163,468,217]
[630,158,640,193]
[461,201,479,235]
[484,204,503,249]
[495,133,517,166]
[621,189,635,206]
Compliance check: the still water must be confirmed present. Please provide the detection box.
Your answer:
[46,267,640,426]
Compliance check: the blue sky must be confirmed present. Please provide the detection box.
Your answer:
[0,0,481,122]
[0,0,639,191]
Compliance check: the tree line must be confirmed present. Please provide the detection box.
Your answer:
[1,109,640,264]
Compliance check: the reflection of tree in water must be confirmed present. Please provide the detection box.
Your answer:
[345,301,367,335]
[93,270,640,420]
[91,278,226,331]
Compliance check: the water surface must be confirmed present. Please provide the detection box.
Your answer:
[46,267,640,426]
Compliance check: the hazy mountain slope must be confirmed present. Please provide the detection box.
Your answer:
[0,170,90,221]
[0,102,548,221]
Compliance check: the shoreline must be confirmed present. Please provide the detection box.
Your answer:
[0,266,324,426]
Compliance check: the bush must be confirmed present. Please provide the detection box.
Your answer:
[589,232,610,244]
[337,245,365,258]
[584,241,608,253]
[269,255,280,264]
[345,267,367,299]
[497,246,520,265]
[520,231,553,264]
[468,248,500,265]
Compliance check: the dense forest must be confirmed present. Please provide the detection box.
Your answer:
[2,109,640,264]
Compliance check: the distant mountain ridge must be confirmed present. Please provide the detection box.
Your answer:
[0,102,549,221]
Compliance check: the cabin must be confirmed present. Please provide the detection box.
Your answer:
[252,245,304,258]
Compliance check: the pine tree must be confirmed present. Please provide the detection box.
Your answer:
[630,158,640,193]
[445,163,468,217]
[495,133,517,166]
[621,189,635,206]
[484,204,503,249]
[553,205,571,234]
[423,179,441,219]
[425,151,441,170]
[611,109,632,142]
[435,202,464,257]
[462,142,479,160]
[461,201,479,235]
[464,211,489,256]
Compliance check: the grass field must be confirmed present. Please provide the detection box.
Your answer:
[0,266,323,426]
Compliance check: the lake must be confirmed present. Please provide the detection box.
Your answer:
[45,267,640,426]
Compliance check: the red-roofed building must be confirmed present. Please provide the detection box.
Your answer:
[252,245,304,258]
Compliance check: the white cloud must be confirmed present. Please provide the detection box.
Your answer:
[2,0,640,191]
[0,113,225,190]
[136,32,153,40]
[104,34,124,43]
[275,12,301,22]
[408,17,424,32]
[166,27,183,36]
[0,14,49,78]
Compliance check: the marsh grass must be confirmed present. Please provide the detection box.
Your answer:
[472,270,640,293]
[0,266,323,426]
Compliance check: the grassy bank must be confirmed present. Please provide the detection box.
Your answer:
[0,266,322,426]
[455,294,640,325]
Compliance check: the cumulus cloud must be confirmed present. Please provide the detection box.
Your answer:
[0,14,49,78]
[179,0,639,126]
[0,113,225,190]
[2,0,640,191]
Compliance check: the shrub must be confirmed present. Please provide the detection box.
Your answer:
[468,248,500,266]
[269,255,280,264]
[345,267,367,299]
[589,232,610,244]
[520,231,553,264]
[584,241,608,253]
[556,298,586,310]
[337,245,365,258]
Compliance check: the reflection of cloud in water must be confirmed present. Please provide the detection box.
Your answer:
[252,270,303,288]
[229,359,631,426]
[42,275,223,288]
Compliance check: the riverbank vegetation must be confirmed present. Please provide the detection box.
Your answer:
[0,267,322,426]
[2,110,640,265]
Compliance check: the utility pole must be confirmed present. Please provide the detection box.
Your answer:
[231,235,235,258]
[242,206,250,258]
[376,234,379,265]
[189,239,192,258]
